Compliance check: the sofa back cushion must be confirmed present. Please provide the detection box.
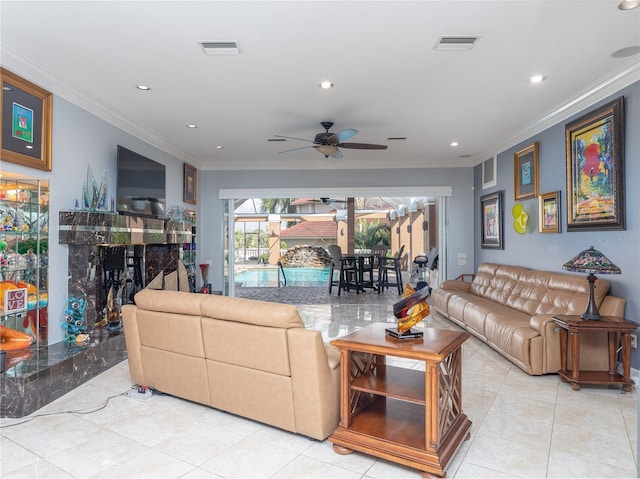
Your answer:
[471,263,610,316]
[137,309,205,357]
[202,318,292,376]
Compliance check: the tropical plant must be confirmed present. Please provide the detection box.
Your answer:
[355,221,390,249]
[260,198,292,214]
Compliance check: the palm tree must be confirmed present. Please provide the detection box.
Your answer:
[260,198,292,214]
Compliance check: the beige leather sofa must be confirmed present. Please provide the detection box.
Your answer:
[432,263,627,375]
[122,289,340,440]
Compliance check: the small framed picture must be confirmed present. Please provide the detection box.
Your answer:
[514,142,539,201]
[538,191,561,234]
[482,155,497,190]
[183,163,197,204]
[480,190,503,249]
[1,68,53,171]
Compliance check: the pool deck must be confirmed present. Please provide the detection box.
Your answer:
[235,285,403,305]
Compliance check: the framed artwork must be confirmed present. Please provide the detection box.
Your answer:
[514,142,539,201]
[183,163,197,204]
[482,155,497,190]
[1,68,53,171]
[480,190,503,249]
[538,191,561,234]
[565,97,625,231]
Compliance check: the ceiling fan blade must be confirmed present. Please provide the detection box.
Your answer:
[338,142,388,150]
[330,149,344,159]
[336,129,358,143]
[278,146,315,154]
[273,134,313,143]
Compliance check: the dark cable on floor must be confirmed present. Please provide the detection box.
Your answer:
[0,386,137,428]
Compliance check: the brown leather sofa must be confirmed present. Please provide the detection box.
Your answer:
[122,289,340,440]
[432,263,626,375]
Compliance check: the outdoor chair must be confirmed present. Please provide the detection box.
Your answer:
[328,245,359,296]
[378,244,405,294]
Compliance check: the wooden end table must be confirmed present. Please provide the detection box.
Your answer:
[329,323,471,478]
[553,314,639,393]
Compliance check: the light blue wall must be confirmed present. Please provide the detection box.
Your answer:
[1,97,193,345]
[475,81,640,366]
[198,167,476,291]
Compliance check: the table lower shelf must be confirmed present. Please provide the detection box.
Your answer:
[329,396,471,477]
[558,369,634,392]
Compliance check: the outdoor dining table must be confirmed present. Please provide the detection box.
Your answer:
[342,252,380,292]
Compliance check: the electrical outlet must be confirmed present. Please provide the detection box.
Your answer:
[631,334,637,349]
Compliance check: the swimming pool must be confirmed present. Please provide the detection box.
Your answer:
[235,267,330,287]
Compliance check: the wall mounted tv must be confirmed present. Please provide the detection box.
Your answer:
[116,145,166,218]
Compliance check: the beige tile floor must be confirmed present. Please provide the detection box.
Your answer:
[1,301,637,478]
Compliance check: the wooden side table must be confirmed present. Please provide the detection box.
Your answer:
[329,323,471,478]
[553,314,638,393]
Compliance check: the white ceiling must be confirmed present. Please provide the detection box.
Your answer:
[1,1,638,172]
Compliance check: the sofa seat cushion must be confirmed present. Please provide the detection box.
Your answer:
[484,312,539,366]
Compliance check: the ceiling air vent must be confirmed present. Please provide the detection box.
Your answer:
[267,138,286,142]
[200,41,241,55]
[435,36,479,51]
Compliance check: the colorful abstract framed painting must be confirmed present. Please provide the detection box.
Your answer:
[0,68,53,171]
[514,142,538,201]
[480,190,503,249]
[538,191,561,234]
[565,97,625,231]
[183,163,197,205]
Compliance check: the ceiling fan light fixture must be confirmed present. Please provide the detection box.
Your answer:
[618,0,640,10]
[315,145,338,157]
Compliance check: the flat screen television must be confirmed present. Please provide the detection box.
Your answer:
[116,145,166,218]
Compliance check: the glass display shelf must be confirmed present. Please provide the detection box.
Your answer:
[0,178,49,346]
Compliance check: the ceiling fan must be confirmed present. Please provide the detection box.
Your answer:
[275,121,388,159]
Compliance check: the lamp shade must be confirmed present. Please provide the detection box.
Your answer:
[562,246,620,320]
[562,246,621,274]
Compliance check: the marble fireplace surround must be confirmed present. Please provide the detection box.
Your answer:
[0,212,192,418]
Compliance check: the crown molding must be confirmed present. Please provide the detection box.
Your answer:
[473,59,640,165]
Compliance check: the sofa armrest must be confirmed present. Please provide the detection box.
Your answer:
[122,304,145,386]
[440,280,472,292]
[600,295,626,317]
[325,343,340,371]
[530,314,556,334]
[287,328,340,440]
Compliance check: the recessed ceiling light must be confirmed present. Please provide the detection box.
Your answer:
[450,142,459,147]
[319,81,334,89]
[26,145,33,149]
[136,85,151,91]
[529,74,545,84]
[216,145,224,149]
[2,85,13,91]
[618,0,640,10]
[186,124,198,128]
